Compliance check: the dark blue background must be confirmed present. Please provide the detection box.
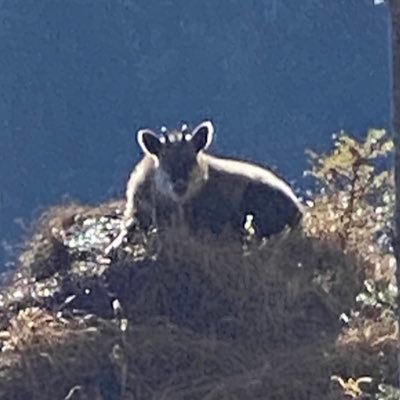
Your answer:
[0,0,391,265]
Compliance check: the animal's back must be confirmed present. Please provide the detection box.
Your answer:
[183,153,303,237]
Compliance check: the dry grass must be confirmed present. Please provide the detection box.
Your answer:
[0,198,371,400]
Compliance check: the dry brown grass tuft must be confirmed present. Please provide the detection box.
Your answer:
[0,200,363,400]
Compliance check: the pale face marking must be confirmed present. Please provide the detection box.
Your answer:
[153,168,180,202]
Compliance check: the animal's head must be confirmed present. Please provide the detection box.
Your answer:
[137,120,214,202]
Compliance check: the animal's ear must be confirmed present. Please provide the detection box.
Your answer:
[137,129,162,156]
[191,120,214,152]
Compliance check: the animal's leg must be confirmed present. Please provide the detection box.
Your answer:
[104,217,134,255]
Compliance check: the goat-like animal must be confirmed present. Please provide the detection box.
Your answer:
[106,121,303,253]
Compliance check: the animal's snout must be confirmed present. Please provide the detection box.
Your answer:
[174,180,187,196]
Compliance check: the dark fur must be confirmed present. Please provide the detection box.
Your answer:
[105,121,303,253]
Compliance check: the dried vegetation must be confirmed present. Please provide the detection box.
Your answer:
[0,130,397,399]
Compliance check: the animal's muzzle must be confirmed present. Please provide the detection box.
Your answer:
[174,181,187,196]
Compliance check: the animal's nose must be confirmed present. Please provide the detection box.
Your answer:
[174,181,187,196]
